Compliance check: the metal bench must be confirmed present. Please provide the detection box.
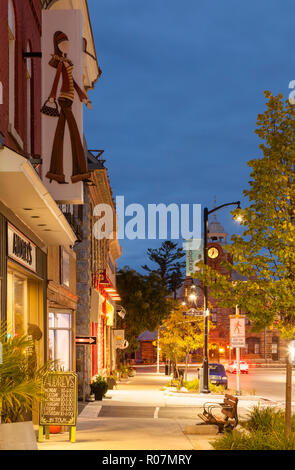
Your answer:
[198,393,239,433]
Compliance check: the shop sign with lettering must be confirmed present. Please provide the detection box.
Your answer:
[7,224,36,272]
[39,372,78,427]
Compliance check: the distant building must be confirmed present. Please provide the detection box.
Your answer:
[134,331,157,364]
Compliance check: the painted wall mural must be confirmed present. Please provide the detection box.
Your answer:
[42,10,89,203]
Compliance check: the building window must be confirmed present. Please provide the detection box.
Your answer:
[7,271,28,336]
[254,343,260,354]
[48,311,72,371]
[26,43,32,155]
[247,337,261,355]
[272,337,279,360]
[60,248,70,288]
[211,308,217,323]
[8,0,16,129]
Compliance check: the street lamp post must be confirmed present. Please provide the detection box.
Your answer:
[202,201,241,394]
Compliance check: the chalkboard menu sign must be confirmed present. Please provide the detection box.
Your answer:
[39,372,78,427]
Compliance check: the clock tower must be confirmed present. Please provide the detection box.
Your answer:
[207,215,232,274]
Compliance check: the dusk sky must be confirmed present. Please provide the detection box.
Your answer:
[84,0,294,271]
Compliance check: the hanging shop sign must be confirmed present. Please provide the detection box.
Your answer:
[41,10,87,204]
[113,330,129,350]
[186,239,203,277]
[7,224,36,272]
[230,315,246,348]
[106,301,114,327]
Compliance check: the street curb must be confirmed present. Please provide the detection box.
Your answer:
[164,389,270,400]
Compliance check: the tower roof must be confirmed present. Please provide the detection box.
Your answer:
[208,215,226,234]
[208,214,227,244]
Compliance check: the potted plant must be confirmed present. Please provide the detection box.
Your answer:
[127,366,136,377]
[0,323,54,450]
[119,365,129,379]
[106,371,117,390]
[90,375,108,401]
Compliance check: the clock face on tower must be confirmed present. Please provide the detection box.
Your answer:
[208,246,219,260]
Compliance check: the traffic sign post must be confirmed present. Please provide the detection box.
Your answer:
[75,336,97,403]
[285,341,295,436]
[230,309,246,396]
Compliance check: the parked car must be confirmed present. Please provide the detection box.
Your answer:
[227,360,249,374]
[198,363,228,388]
[208,363,228,387]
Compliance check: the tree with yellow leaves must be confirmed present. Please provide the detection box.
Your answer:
[160,303,214,381]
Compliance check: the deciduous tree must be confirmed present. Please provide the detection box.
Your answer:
[194,91,295,339]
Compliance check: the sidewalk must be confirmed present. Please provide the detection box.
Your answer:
[37,372,281,451]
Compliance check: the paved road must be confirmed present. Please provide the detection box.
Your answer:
[227,369,295,402]
[134,365,295,403]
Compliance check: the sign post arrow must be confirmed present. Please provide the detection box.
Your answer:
[75,336,97,345]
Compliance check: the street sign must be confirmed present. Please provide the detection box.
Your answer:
[185,308,204,316]
[230,316,246,348]
[185,239,204,277]
[75,336,97,345]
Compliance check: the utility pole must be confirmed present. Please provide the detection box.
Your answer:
[156,328,160,374]
[202,201,241,394]
[285,341,295,436]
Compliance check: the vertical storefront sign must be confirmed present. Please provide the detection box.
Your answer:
[186,239,203,276]
[41,10,85,203]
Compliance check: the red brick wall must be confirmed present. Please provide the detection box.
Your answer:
[0,0,41,156]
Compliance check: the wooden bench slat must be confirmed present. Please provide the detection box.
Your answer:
[199,393,238,432]
[222,409,235,418]
[225,394,238,402]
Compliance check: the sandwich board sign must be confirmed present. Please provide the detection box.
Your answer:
[39,371,78,443]
[230,316,246,348]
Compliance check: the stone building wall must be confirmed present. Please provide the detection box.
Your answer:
[74,187,92,398]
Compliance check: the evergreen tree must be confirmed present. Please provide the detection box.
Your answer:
[142,241,185,295]
[116,267,172,355]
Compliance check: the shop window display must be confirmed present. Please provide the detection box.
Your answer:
[49,311,72,371]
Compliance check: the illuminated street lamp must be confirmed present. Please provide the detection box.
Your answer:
[202,200,241,394]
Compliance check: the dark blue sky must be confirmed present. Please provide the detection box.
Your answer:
[85,0,294,271]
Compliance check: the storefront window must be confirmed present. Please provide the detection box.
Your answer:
[49,311,72,371]
[60,248,70,288]
[7,271,27,336]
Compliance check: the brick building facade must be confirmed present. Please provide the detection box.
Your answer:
[0,0,42,159]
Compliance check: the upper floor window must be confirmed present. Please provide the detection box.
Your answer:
[211,308,217,323]
[26,42,32,155]
[8,0,23,149]
[8,0,16,128]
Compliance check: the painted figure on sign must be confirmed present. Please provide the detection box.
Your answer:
[234,321,241,334]
[44,31,92,184]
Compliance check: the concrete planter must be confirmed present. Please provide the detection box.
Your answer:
[0,421,38,450]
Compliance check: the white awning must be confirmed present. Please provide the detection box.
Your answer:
[0,147,77,247]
